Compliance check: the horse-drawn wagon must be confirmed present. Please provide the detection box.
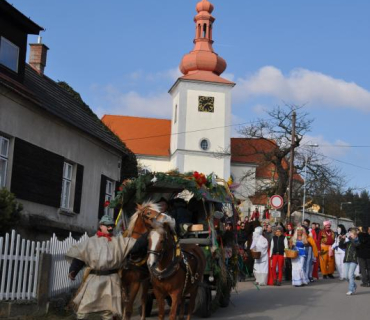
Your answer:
[111,171,239,319]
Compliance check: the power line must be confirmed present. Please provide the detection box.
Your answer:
[120,119,268,142]
[322,154,370,172]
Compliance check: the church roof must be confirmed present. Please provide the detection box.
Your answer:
[101,115,171,157]
[102,115,302,183]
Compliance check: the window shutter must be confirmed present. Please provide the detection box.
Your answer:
[73,164,84,214]
[98,175,107,219]
[11,138,64,207]
[113,181,121,221]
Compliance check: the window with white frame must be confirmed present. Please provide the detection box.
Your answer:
[0,136,9,187]
[0,37,19,72]
[104,180,114,216]
[61,162,73,210]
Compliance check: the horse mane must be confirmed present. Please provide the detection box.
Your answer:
[126,200,162,236]
[152,213,176,234]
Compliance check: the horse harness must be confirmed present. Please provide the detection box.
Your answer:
[148,233,200,297]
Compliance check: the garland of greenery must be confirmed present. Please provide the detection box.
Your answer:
[109,171,234,211]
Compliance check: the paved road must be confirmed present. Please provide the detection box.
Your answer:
[191,278,370,320]
[39,277,370,320]
[142,278,370,320]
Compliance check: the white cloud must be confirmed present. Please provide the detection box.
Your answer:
[234,66,370,112]
[94,87,171,119]
[222,73,235,82]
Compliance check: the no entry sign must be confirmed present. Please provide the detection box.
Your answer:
[270,195,283,209]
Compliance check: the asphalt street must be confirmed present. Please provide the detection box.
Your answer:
[190,278,370,320]
[142,278,370,320]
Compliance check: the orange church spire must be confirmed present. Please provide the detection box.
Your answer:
[179,0,227,79]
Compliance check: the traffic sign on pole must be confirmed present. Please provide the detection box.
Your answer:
[270,195,284,209]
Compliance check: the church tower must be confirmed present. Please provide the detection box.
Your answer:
[169,0,235,179]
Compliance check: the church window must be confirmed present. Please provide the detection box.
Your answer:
[200,139,210,151]
[197,24,201,38]
[0,37,19,73]
[174,104,178,124]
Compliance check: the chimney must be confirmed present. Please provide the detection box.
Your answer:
[29,36,49,75]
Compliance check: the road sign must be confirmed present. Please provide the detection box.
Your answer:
[271,210,281,218]
[270,195,283,209]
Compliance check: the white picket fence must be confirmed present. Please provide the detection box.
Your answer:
[0,230,88,301]
[48,232,88,298]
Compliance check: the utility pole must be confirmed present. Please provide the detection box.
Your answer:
[287,111,296,222]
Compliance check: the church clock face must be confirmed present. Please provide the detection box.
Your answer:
[198,96,214,113]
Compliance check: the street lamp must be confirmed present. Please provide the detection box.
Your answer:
[302,144,318,224]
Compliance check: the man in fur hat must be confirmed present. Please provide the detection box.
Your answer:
[66,215,147,320]
[320,220,336,279]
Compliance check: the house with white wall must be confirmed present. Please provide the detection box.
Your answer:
[0,1,137,239]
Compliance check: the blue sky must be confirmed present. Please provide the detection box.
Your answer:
[12,0,370,191]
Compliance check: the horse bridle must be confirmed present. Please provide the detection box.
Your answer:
[131,207,162,237]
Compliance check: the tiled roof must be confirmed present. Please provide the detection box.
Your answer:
[102,115,171,157]
[1,64,132,155]
[231,138,303,183]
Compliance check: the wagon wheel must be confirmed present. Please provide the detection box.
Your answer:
[196,285,212,318]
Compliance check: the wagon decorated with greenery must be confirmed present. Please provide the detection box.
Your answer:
[110,171,240,317]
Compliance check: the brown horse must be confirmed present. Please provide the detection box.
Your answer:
[147,217,206,320]
[121,202,165,320]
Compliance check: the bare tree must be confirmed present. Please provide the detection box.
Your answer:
[236,104,343,218]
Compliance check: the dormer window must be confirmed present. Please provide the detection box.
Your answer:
[0,37,19,73]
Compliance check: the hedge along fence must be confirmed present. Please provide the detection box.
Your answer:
[0,230,88,301]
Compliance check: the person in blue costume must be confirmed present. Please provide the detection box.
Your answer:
[289,226,309,287]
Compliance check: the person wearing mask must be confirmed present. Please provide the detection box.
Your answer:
[269,227,288,286]
[320,221,335,279]
[339,228,360,295]
[290,226,309,287]
[357,225,370,287]
[250,226,269,286]
[332,224,347,280]
[66,215,147,320]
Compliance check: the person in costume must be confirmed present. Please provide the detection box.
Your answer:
[290,226,309,287]
[332,224,347,280]
[339,228,360,295]
[250,226,269,285]
[320,220,336,279]
[357,225,370,287]
[66,215,147,320]
[311,222,322,279]
[269,226,288,286]
[302,226,318,282]
[284,223,294,281]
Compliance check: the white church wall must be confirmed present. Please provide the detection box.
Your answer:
[181,152,231,179]
[137,157,171,173]
[230,164,257,199]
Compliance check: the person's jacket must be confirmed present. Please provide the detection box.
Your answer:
[339,237,360,263]
[357,233,370,259]
[269,235,288,257]
[237,229,248,245]
[307,236,319,258]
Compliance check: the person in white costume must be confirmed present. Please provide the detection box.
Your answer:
[332,224,347,280]
[250,226,269,285]
[66,215,147,320]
